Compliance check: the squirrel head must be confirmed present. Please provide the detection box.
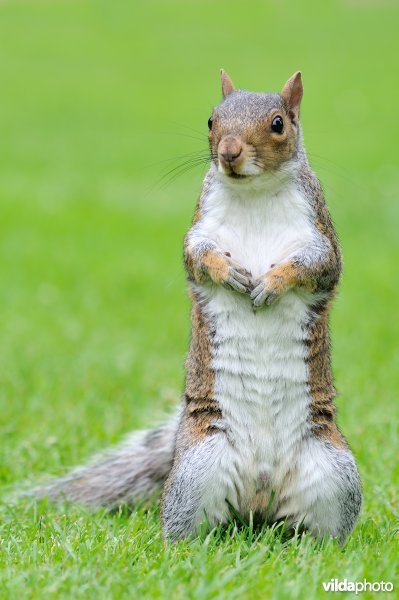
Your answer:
[208,70,303,181]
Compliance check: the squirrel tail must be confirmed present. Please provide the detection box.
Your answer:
[31,412,180,507]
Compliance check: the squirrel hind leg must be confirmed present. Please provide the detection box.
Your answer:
[161,433,237,541]
[274,439,362,543]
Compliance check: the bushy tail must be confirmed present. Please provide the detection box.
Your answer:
[33,412,180,507]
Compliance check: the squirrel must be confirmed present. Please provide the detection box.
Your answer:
[34,70,362,543]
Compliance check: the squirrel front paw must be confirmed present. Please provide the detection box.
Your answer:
[203,251,252,294]
[250,265,294,307]
[222,261,252,294]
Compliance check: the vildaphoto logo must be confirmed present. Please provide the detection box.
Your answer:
[322,579,394,594]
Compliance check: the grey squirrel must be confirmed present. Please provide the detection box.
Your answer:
[34,70,362,542]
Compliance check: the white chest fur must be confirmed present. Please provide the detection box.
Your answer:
[194,179,317,508]
[196,177,315,279]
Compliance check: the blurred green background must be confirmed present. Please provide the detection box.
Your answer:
[0,0,398,598]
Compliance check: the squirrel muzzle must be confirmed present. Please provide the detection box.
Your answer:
[218,135,245,176]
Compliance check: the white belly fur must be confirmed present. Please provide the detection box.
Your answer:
[196,180,317,513]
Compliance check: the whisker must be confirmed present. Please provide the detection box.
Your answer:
[159,131,208,144]
[147,153,213,194]
[165,120,208,139]
[156,162,210,190]
[143,149,212,170]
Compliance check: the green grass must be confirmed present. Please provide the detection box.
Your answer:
[1,0,399,598]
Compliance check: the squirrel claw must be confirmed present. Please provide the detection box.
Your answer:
[221,256,252,294]
[230,268,251,287]
[251,280,279,307]
[223,269,251,294]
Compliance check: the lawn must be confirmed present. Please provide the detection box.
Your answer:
[0,0,398,598]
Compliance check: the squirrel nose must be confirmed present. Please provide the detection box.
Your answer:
[218,136,243,166]
[221,148,242,163]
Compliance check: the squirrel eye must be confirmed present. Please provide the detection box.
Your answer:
[208,116,213,130]
[271,116,284,134]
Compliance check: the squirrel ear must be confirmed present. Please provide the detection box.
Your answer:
[281,71,303,120]
[220,69,236,98]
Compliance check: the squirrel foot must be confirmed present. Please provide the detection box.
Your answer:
[202,250,252,294]
[251,267,292,307]
[221,255,252,294]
